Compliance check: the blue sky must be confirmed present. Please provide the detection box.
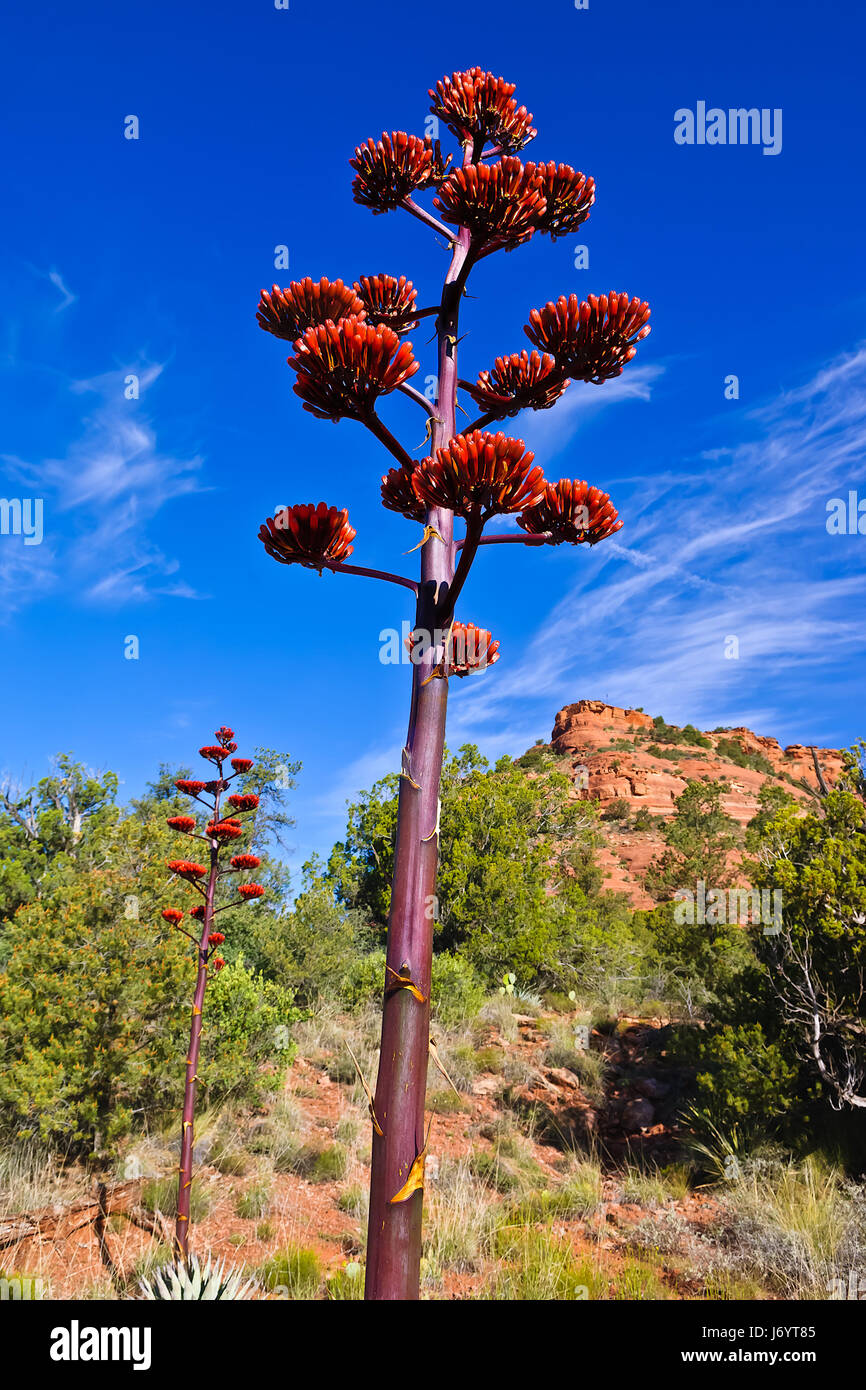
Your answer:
[1,0,865,876]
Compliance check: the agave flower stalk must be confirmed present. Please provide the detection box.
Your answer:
[255,65,650,1299]
[162,726,265,1260]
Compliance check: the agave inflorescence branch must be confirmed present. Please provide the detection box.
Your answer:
[162,727,265,1261]
[254,65,651,1300]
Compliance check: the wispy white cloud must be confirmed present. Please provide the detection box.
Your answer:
[1,362,205,609]
[23,263,77,312]
[449,344,866,749]
[47,270,76,312]
[519,364,666,461]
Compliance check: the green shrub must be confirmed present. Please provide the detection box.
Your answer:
[715,737,775,775]
[326,1261,365,1299]
[336,1183,368,1217]
[430,952,486,1026]
[340,951,386,1011]
[141,1176,211,1223]
[426,1088,466,1115]
[488,1228,607,1299]
[257,1244,322,1298]
[235,1182,272,1220]
[673,1022,799,1140]
[202,958,301,1107]
[295,1143,349,1183]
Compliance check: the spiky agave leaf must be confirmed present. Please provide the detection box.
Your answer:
[139,1252,259,1301]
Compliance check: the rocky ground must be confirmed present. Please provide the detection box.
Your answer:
[0,1004,766,1301]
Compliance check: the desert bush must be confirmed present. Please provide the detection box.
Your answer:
[141,1176,211,1224]
[487,1228,607,1300]
[429,952,486,1026]
[423,1158,496,1274]
[715,1156,866,1298]
[235,1181,272,1220]
[257,1244,322,1299]
[325,1261,365,1299]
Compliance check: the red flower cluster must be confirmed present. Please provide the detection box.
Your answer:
[199,745,230,764]
[258,503,356,570]
[465,350,567,418]
[413,431,546,519]
[190,905,206,921]
[207,819,244,841]
[380,465,427,522]
[167,860,206,880]
[435,159,545,253]
[231,853,261,870]
[208,932,225,946]
[524,293,651,384]
[256,278,365,342]
[237,883,265,900]
[211,957,226,971]
[288,316,418,421]
[228,793,259,812]
[161,907,184,924]
[527,163,595,241]
[230,757,254,774]
[429,68,536,153]
[354,275,418,333]
[445,623,500,677]
[214,726,235,744]
[350,132,449,213]
[518,479,623,545]
[167,815,196,834]
[175,779,206,796]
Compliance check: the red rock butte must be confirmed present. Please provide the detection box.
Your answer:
[545,699,845,908]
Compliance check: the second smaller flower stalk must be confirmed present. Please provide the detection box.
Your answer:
[161,726,264,1262]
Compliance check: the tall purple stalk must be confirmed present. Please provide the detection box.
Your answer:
[254,66,651,1299]
[161,727,265,1261]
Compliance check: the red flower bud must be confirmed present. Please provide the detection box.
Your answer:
[435,158,546,255]
[524,292,651,384]
[230,758,254,774]
[350,132,449,214]
[167,860,206,880]
[199,745,229,764]
[237,883,265,900]
[231,853,262,870]
[211,956,226,971]
[413,431,546,519]
[190,906,206,921]
[429,68,536,154]
[175,779,206,795]
[207,819,244,841]
[259,503,356,571]
[167,816,196,833]
[161,907,184,924]
[228,793,259,812]
[518,478,622,546]
[257,278,366,341]
[287,317,418,422]
[446,622,500,677]
[208,932,225,945]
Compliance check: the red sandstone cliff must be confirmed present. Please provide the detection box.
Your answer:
[542,700,845,908]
